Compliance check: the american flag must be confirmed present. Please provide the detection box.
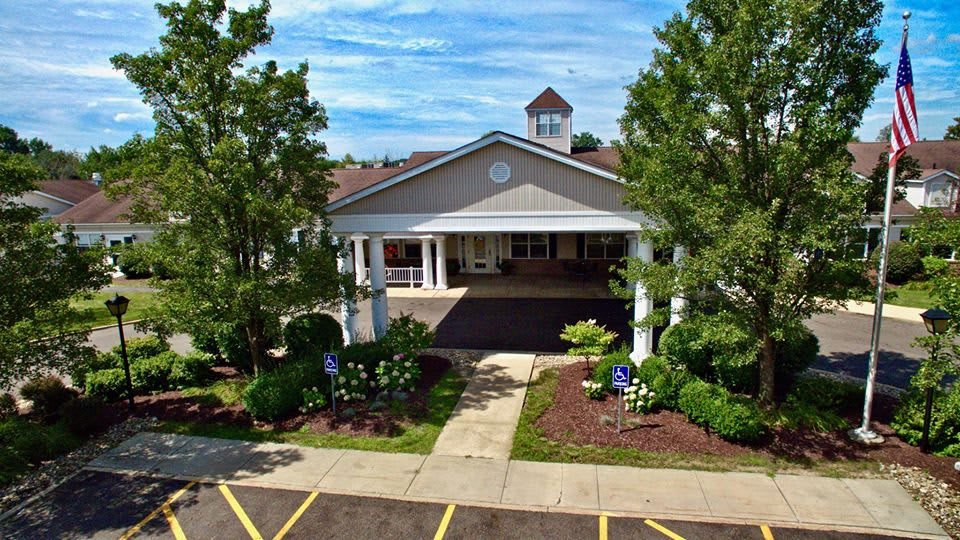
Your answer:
[890,43,918,166]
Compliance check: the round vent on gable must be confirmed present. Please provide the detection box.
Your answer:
[489,162,511,184]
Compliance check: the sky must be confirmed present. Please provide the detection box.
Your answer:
[0,0,958,162]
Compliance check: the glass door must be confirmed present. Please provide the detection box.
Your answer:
[472,235,488,271]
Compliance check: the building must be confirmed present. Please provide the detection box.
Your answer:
[15,179,100,220]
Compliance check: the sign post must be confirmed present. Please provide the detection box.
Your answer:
[612,364,630,433]
[324,352,339,416]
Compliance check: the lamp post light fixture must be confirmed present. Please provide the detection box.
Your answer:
[918,308,951,453]
[105,294,135,411]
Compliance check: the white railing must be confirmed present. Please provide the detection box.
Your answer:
[365,266,424,287]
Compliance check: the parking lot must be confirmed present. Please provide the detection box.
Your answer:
[1,470,908,539]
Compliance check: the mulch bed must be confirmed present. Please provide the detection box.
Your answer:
[538,361,960,490]
[108,355,454,438]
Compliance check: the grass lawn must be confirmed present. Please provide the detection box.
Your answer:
[885,286,938,309]
[158,369,468,454]
[511,369,879,479]
[70,290,159,329]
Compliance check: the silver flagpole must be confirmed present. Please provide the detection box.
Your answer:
[851,10,911,444]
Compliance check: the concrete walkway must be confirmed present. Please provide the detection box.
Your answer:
[432,353,535,459]
[839,300,926,323]
[82,432,948,539]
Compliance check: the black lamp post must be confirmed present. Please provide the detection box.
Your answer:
[918,307,951,453]
[105,294,135,411]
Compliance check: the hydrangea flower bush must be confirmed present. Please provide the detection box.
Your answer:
[335,361,371,402]
[623,379,655,414]
[376,353,421,392]
[300,387,327,413]
[582,379,605,400]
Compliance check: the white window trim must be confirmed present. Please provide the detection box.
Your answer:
[535,111,562,138]
[509,233,549,259]
[585,233,626,259]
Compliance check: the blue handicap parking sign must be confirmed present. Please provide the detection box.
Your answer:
[612,365,630,389]
[324,353,339,375]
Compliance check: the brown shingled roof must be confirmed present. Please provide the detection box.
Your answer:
[847,141,960,177]
[53,191,135,224]
[36,179,99,204]
[570,146,618,171]
[524,87,572,111]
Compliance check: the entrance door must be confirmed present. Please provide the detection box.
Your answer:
[464,234,497,273]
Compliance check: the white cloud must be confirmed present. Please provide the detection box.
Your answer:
[73,9,118,20]
[916,57,956,68]
[948,34,960,43]
[113,111,150,122]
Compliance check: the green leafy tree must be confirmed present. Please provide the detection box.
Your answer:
[0,124,29,155]
[572,131,603,148]
[0,152,109,390]
[876,123,892,142]
[944,116,960,140]
[79,134,150,181]
[863,152,921,213]
[616,0,884,405]
[110,0,361,375]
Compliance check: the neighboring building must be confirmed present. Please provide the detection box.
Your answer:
[52,191,155,252]
[15,179,100,220]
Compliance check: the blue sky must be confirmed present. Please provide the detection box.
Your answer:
[1,0,957,161]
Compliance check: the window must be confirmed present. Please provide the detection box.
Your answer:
[510,233,548,258]
[585,233,625,259]
[403,240,421,259]
[926,181,955,207]
[535,112,561,137]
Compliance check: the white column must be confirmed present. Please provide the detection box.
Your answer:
[631,240,654,365]
[670,245,688,326]
[368,234,389,340]
[420,237,435,289]
[352,234,367,285]
[336,237,358,345]
[434,236,448,290]
[625,233,639,291]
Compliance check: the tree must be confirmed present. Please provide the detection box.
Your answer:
[341,153,356,166]
[617,0,884,405]
[572,131,603,148]
[79,134,150,181]
[876,123,892,142]
[111,0,361,375]
[863,152,921,213]
[0,151,109,390]
[945,117,960,140]
[0,124,29,155]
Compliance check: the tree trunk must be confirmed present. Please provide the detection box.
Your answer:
[758,330,776,407]
[246,318,266,377]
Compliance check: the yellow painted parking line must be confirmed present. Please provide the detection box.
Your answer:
[219,485,264,540]
[161,503,187,540]
[119,481,196,540]
[272,491,318,540]
[761,524,775,540]
[433,504,456,540]
[644,518,686,540]
[598,514,608,540]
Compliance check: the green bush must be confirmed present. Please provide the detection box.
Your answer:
[650,368,696,410]
[57,396,108,438]
[169,352,215,389]
[788,375,863,413]
[871,241,923,285]
[590,346,632,393]
[70,351,120,390]
[774,328,820,391]
[19,376,78,419]
[678,379,766,443]
[131,352,177,392]
[1,418,80,465]
[0,445,28,486]
[113,242,153,279]
[216,323,279,374]
[657,321,711,377]
[115,335,170,364]
[283,313,343,362]
[560,319,618,357]
[892,385,960,455]
[0,393,16,421]
[85,369,130,402]
[921,255,951,280]
[383,314,435,358]
[242,359,327,421]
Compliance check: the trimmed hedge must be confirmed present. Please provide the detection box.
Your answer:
[69,351,120,390]
[870,241,923,285]
[169,352,215,389]
[116,335,170,364]
[283,313,343,362]
[131,352,177,392]
[590,346,632,393]
[85,369,129,402]
[242,359,328,421]
[678,379,766,443]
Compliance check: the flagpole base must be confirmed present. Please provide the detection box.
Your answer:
[849,427,885,445]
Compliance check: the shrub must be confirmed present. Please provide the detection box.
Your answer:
[788,375,863,413]
[113,242,153,279]
[582,380,605,400]
[657,315,757,392]
[892,385,960,454]
[590,345,632,393]
[871,241,923,285]
[623,382,655,413]
[131,352,178,392]
[651,369,696,410]
[335,358,374,402]
[300,387,328,413]
[922,255,951,280]
[57,396,108,438]
[2,418,80,465]
[19,376,78,419]
[283,313,344,362]
[657,321,711,377]
[85,369,130,402]
[382,314,435,358]
[678,379,766,443]
[115,335,170,364]
[376,353,422,392]
[774,328,820,391]
[169,352,215,389]
[560,319,618,357]
[70,351,120,390]
[0,393,17,421]
[242,359,327,421]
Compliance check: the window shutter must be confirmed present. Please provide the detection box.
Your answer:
[576,234,585,259]
[549,234,557,259]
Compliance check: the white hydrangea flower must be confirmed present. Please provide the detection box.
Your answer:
[360,372,368,379]
[382,376,390,384]
[347,362,355,369]
[632,378,639,384]
[404,361,411,367]
[370,382,376,387]
[393,354,401,361]
[358,364,364,370]
[344,395,350,401]
[351,380,358,386]
[410,386,415,391]
[392,370,399,377]
[338,376,346,384]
